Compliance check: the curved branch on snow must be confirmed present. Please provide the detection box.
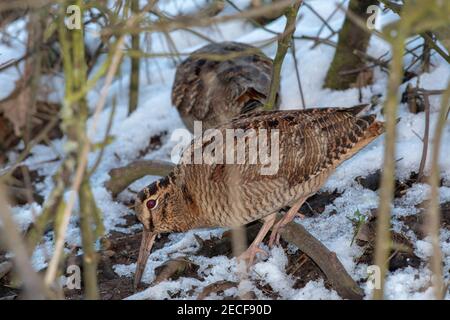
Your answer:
[278,214,364,300]
[105,160,175,197]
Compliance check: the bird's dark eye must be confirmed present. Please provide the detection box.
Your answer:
[146,199,157,210]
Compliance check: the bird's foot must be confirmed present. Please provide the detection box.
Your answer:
[269,212,305,247]
[268,224,283,248]
[268,233,279,248]
[237,244,268,267]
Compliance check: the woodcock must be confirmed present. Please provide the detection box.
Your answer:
[133,105,384,287]
[172,41,279,132]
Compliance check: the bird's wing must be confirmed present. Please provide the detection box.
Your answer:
[171,42,275,120]
[178,108,382,188]
[216,53,274,114]
[171,54,215,120]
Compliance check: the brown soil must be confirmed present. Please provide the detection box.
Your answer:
[400,201,450,239]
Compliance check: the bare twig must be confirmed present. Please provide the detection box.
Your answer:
[0,185,49,299]
[373,21,406,301]
[295,35,337,48]
[0,59,16,71]
[265,0,303,110]
[103,0,296,36]
[87,97,117,177]
[379,0,450,64]
[313,0,343,41]
[128,0,142,115]
[426,82,450,299]
[79,179,100,299]
[303,2,335,35]
[418,93,431,181]
[422,32,450,64]
[290,39,306,109]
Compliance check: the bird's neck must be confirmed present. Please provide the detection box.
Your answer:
[165,183,210,232]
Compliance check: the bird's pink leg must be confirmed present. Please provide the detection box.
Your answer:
[269,197,306,247]
[237,213,276,267]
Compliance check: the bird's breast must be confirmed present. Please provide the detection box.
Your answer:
[195,168,333,228]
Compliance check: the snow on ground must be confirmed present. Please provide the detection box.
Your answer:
[0,19,27,101]
[1,0,450,299]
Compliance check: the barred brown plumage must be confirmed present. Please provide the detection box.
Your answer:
[171,42,280,132]
[133,105,384,287]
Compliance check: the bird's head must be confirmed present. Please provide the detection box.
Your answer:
[134,175,180,234]
[133,174,197,289]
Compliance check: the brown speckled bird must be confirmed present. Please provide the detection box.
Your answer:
[171,41,279,132]
[133,105,383,287]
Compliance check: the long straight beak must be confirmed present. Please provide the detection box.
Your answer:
[134,230,157,290]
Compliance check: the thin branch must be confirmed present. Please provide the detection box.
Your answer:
[373,25,406,301]
[0,184,50,300]
[87,97,117,177]
[303,2,335,35]
[418,93,431,181]
[314,0,343,39]
[426,82,450,299]
[0,59,16,71]
[103,0,296,36]
[128,0,141,115]
[379,0,450,64]
[265,0,303,110]
[290,39,306,109]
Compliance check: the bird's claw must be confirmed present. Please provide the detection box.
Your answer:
[269,212,305,248]
[268,229,282,248]
[237,245,268,268]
